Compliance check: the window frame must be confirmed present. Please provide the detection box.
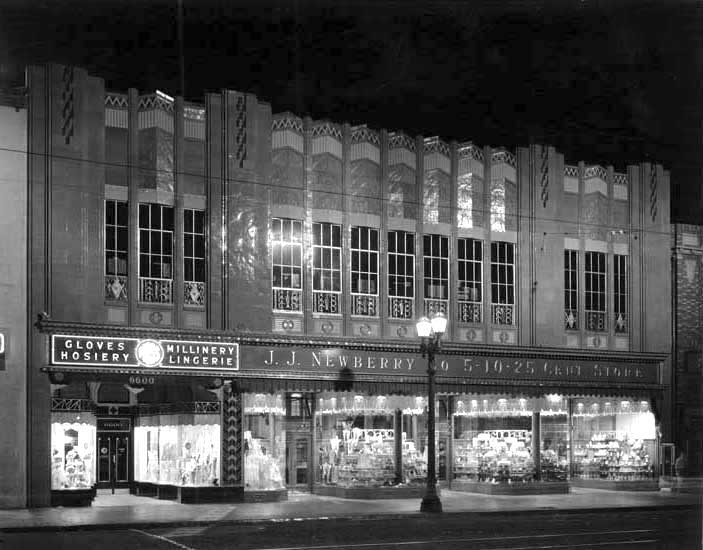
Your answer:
[457,237,482,323]
[490,241,515,325]
[584,251,607,332]
[564,249,579,330]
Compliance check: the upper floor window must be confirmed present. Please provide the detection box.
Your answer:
[271,218,303,312]
[388,230,415,319]
[139,203,174,303]
[585,251,607,332]
[105,200,128,302]
[457,238,482,323]
[614,255,628,333]
[312,222,341,314]
[423,234,448,316]
[490,178,506,232]
[490,241,514,325]
[184,209,206,306]
[351,226,379,317]
[564,250,578,330]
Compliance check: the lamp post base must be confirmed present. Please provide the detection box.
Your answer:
[420,494,443,513]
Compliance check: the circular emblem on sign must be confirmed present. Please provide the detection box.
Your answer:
[499,331,509,344]
[397,326,408,337]
[281,319,294,330]
[467,329,477,342]
[592,335,601,348]
[321,321,334,334]
[136,339,164,368]
[100,447,108,455]
[149,311,163,325]
[359,324,371,337]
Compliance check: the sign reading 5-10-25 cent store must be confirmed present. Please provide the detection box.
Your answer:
[51,335,239,370]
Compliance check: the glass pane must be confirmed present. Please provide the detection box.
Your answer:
[184,234,193,257]
[332,225,341,246]
[139,204,149,228]
[370,229,378,251]
[185,261,194,281]
[151,232,161,254]
[163,234,172,256]
[139,254,149,277]
[116,227,128,252]
[150,204,161,229]
[184,209,193,231]
[351,228,359,249]
[195,259,205,282]
[106,201,115,225]
[163,207,174,231]
[194,236,205,256]
[387,232,396,253]
[139,230,149,253]
[106,227,115,250]
[194,211,204,234]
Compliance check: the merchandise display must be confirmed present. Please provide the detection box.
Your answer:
[454,429,535,483]
[134,414,220,486]
[331,428,396,487]
[51,412,97,490]
[243,393,286,491]
[572,431,656,480]
[571,400,657,481]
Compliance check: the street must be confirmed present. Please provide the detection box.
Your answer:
[1,508,700,550]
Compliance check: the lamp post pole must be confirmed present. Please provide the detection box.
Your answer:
[416,312,446,513]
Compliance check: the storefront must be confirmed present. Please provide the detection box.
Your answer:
[40,324,665,505]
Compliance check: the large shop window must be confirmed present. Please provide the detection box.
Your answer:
[564,249,579,330]
[350,226,379,317]
[271,218,303,312]
[184,209,206,306]
[243,393,286,491]
[453,395,568,484]
[105,200,128,302]
[316,393,431,488]
[138,203,175,303]
[572,398,656,480]
[134,414,220,486]
[388,230,415,320]
[423,234,449,317]
[457,238,482,323]
[490,241,515,325]
[312,222,342,314]
[585,251,607,331]
[51,412,97,490]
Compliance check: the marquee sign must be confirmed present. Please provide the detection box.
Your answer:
[51,335,239,370]
[239,347,659,385]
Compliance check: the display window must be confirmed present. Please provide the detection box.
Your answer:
[315,393,428,488]
[452,395,569,484]
[571,398,657,480]
[51,412,97,490]
[134,413,220,486]
[243,393,286,491]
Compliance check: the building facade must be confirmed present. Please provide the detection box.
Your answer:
[672,224,703,475]
[0,64,672,508]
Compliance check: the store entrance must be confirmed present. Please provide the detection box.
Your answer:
[96,427,131,489]
[286,433,311,490]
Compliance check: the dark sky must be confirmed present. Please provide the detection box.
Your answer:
[2,0,701,222]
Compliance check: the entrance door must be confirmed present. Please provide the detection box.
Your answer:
[286,434,311,489]
[97,433,130,488]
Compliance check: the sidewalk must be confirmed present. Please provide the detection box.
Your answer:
[0,486,700,532]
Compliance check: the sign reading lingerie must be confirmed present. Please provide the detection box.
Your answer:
[51,335,239,370]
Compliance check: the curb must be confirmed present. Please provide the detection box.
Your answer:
[0,503,698,533]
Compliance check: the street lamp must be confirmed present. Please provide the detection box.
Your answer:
[416,311,447,513]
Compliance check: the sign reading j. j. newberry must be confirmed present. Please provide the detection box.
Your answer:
[51,335,239,370]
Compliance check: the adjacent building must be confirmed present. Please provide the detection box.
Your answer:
[0,64,673,507]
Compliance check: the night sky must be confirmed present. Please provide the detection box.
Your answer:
[1,0,701,221]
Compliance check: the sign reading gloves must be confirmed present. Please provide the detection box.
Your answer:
[51,335,239,370]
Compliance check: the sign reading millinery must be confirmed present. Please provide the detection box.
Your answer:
[240,347,659,385]
[51,335,239,370]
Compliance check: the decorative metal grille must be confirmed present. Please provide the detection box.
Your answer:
[273,288,302,311]
[424,298,448,316]
[137,402,221,415]
[51,398,95,412]
[351,295,377,316]
[492,149,516,167]
[613,172,628,186]
[458,302,482,323]
[184,281,205,306]
[105,275,127,302]
[492,304,514,325]
[564,165,579,178]
[388,297,413,319]
[564,250,578,330]
[222,386,242,485]
[139,277,173,303]
[313,291,340,314]
[584,165,607,180]
[614,312,628,334]
[586,311,606,332]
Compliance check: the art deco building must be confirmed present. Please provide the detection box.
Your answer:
[0,65,672,507]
